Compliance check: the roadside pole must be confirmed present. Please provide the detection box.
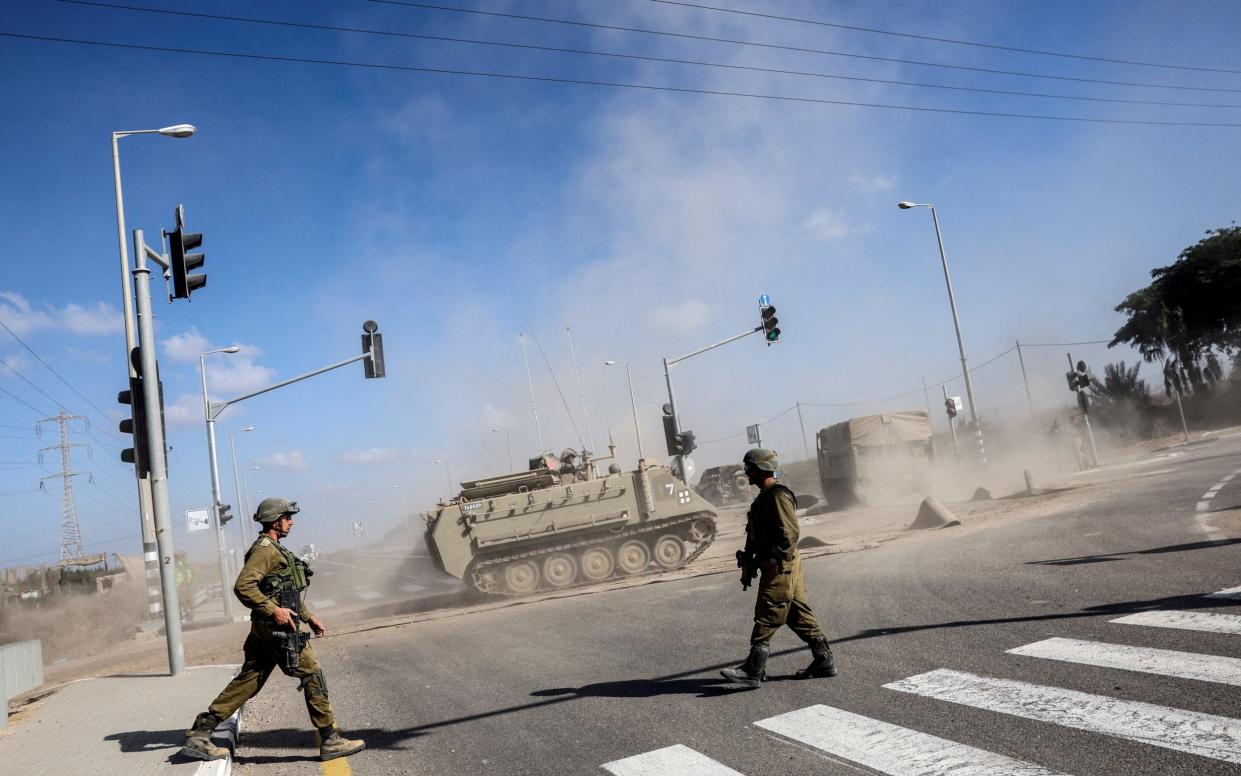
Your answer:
[132,230,184,676]
[796,402,810,461]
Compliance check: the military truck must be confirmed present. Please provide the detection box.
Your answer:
[816,410,934,509]
[423,457,717,595]
[695,464,753,507]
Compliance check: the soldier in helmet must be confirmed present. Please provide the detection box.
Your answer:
[720,448,837,687]
[181,497,365,763]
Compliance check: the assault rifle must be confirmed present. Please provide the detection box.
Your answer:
[273,587,311,670]
[735,549,759,591]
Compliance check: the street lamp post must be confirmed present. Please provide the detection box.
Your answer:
[604,360,645,463]
[392,483,408,518]
[242,466,259,526]
[433,459,453,500]
[491,427,513,473]
[111,123,195,633]
[898,201,987,463]
[201,346,241,618]
[228,426,255,548]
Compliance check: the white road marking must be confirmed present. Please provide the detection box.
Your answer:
[754,704,1069,775]
[1207,586,1241,600]
[1197,501,1214,512]
[1192,467,1241,541]
[601,744,744,775]
[885,669,1241,763]
[1008,637,1241,686]
[314,599,337,608]
[1111,610,1241,635]
[399,583,426,593]
[356,590,383,600]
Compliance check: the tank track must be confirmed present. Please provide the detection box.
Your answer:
[466,511,717,596]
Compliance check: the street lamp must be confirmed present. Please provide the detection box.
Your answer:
[200,345,240,618]
[491,427,513,473]
[242,466,259,526]
[898,200,986,462]
[432,459,453,500]
[111,122,195,674]
[604,360,645,464]
[228,426,255,547]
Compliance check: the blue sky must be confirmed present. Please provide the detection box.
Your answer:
[2,0,1239,567]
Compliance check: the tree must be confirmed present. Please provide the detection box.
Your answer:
[1089,361,1151,407]
[1110,225,1241,395]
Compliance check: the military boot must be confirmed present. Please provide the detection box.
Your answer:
[719,644,769,688]
[181,712,229,761]
[319,726,366,761]
[795,636,837,679]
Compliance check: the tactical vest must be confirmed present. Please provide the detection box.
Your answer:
[745,483,798,558]
[248,537,311,607]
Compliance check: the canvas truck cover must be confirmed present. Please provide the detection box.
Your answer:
[819,411,933,454]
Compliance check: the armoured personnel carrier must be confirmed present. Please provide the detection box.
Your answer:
[695,464,753,507]
[423,456,717,595]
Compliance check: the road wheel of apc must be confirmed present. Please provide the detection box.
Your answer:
[616,540,650,575]
[653,535,686,569]
[580,547,615,582]
[504,561,539,594]
[543,553,578,588]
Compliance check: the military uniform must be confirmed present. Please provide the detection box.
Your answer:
[745,483,825,648]
[721,449,836,687]
[181,497,363,763]
[205,535,333,729]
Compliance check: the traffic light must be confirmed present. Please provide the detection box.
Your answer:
[760,305,780,344]
[678,429,697,455]
[944,397,958,418]
[217,503,233,526]
[361,320,385,379]
[662,403,679,456]
[117,347,167,475]
[118,376,149,474]
[168,205,206,299]
[1065,360,1090,391]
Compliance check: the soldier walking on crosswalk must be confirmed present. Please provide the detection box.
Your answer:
[721,448,837,687]
[180,497,366,762]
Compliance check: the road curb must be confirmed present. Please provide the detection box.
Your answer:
[193,705,243,776]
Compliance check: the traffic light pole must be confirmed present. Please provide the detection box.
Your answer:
[132,230,185,676]
[663,325,763,481]
[201,366,233,620]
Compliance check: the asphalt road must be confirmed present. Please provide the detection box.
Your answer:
[232,433,1241,775]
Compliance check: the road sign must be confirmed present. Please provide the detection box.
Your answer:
[186,508,210,532]
[758,293,771,307]
[746,423,761,445]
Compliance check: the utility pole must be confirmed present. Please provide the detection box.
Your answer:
[37,411,88,563]
[1016,340,1035,417]
[796,402,811,461]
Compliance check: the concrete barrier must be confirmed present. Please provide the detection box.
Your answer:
[1,639,43,729]
[908,497,961,530]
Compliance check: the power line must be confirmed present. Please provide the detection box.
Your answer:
[4,32,1241,127]
[0,315,128,444]
[362,0,1241,95]
[648,0,1241,76]
[55,1,1241,109]
[0,383,51,417]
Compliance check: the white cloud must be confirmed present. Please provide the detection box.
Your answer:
[646,300,713,331]
[163,392,202,428]
[61,302,123,335]
[161,329,213,362]
[803,207,860,241]
[337,448,400,464]
[255,450,308,470]
[848,173,896,192]
[0,291,121,336]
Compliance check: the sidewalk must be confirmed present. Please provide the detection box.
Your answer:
[0,665,242,776]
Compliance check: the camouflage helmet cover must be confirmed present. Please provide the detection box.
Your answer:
[253,497,300,524]
[742,447,779,473]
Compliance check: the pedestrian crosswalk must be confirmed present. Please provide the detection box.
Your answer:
[601,584,1241,774]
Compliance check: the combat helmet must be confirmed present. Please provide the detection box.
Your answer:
[253,497,299,524]
[742,447,779,473]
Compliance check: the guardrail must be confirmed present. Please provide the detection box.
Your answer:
[1,639,43,730]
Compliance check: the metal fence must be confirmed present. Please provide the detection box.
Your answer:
[1,639,43,730]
